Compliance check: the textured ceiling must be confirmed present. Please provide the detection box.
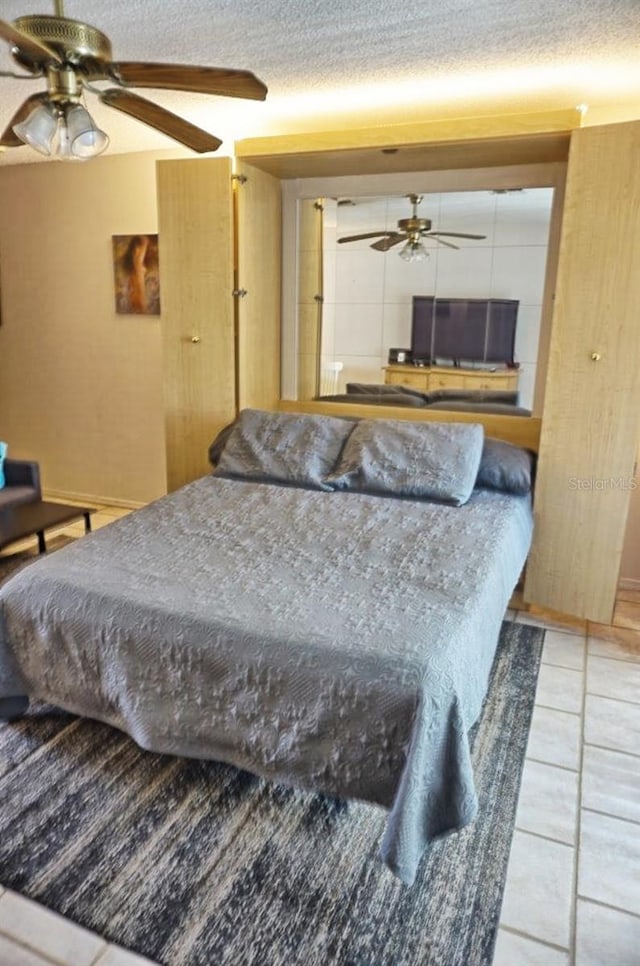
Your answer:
[0,0,638,164]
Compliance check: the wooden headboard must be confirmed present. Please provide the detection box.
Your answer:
[278,400,542,453]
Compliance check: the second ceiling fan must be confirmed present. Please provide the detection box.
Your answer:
[338,193,486,262]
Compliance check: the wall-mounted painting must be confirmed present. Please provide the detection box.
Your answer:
[112,234,161,316]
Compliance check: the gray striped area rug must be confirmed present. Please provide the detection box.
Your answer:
[0,621,543,966]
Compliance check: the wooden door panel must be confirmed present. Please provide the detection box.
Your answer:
[524,121,640,622]
[157,158,236,491]
[235,160,281,411]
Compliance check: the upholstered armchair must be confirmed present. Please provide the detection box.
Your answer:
[0,459,41,509]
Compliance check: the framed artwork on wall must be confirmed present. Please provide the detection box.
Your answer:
[112,234,161,316]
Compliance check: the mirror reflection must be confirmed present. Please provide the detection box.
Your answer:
[301,187,554,414]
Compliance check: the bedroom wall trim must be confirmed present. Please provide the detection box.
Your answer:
[278,400,542,452]
[236,109,581,179]
[42,489,145,510]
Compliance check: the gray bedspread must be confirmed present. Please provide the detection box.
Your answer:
[0,477,533,884]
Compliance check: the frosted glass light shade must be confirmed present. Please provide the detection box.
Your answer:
[66,105,109,158]
[398,239,429,263]
[13,103,58,156]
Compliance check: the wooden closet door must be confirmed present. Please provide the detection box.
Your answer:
[524,121,640,623]
[235,160,282,411]
[157,157,236,491]
[295,198,323,400]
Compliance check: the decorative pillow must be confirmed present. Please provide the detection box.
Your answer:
[327,419,484,505]
[214,409,355,491]
[208,420,237,466]
[0,441,7,490]
[425,388,520,405]
[476,438,534,495]
[346,382,428,401]
[427,400,532,417]
[318,393,425,408]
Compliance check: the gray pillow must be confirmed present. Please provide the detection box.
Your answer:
[327,418,484,505]
[208,420,237,466]
[214,409,354,491]
[425,388,520,405]
[476,438,534,494]
[318,392,425,408]
[346,382,429,401]
[427,400,532,416]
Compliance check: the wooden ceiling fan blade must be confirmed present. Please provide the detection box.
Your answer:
[0,18,62,66]
[109,62,267,101]
[100,89,222,153]
[432,237,459,250]
[0,91,49,146]
[371,233,407,251]
[428,231,486,240]
[338,231,392,244]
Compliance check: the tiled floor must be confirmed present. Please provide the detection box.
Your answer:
[495,611,640,966]
[1,508,639,965]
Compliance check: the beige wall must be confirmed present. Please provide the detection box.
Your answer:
[0,150,189,505]
[1,105,639,585]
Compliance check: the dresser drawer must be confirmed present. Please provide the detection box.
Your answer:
[429,373,465,389]
[463,375,516,391]
[387,371,429,390]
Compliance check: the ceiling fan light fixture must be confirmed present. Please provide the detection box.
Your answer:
[65,103,109,158]
[398,239,429,263]
[0,10,267,158]
[13,100,57,155]
[55,112,85,162]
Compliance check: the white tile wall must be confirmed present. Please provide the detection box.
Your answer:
[494,188,554,246]
[438,190,497,242]
[516,363,537,412]
[322,188,553,410]
[490,246,549,303]
[334,248,385,304]
[514,304,543,366]
[434,247,494,298]
[378,250,437,304]
[337,355,386,389]
[333,303,384,357]
[382,302,413,353]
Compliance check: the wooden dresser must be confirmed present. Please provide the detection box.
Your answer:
[384,364,520,393]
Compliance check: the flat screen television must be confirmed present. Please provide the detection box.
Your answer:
[411,296,518,366]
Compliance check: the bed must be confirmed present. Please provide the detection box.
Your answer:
[0,410,534,885]
[317,382,533,417]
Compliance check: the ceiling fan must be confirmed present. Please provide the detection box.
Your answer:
[0,1,267,160]
[338,193,486,262]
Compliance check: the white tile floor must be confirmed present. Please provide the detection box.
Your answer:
[495,615,640,966]
[1,509,639,965]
